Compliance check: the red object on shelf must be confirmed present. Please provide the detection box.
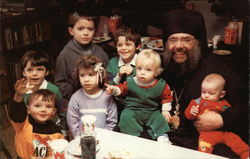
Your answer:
[224,21,238,45]
[108,16,121,33]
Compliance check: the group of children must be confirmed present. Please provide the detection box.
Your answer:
[10,12,249,159]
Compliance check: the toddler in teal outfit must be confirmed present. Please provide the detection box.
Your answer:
[106,49,173,143]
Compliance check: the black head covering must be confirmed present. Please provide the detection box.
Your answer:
[162,9,209,54]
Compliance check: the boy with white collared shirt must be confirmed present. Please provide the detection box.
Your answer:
[107,26,141,120]
[107,26,141,85]
[111,53,137,84]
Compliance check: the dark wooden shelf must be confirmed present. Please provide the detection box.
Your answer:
[0,7,62,91]
[3,39,51,53]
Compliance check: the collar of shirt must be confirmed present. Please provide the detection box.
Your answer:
[82,89,103,99]
[133,76,157,87]
[73,38,92,54]
[25,79,48,94]
[118,54,137,67]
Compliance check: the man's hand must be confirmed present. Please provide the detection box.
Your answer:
[194,110,223,131]
[162,111,171,122]
[170,115,180,130]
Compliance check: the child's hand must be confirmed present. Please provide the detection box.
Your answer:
[125,65,133,76]
[119,65,133,77]
[191,105,199,116]
[105,84,115,94]
[14,78,34,102]
[162,111,171,122]
[15,78,34,95]
[105,84,121,96]
[119,65,127,77]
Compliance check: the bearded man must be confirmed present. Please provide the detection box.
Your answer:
[160,9,248,158]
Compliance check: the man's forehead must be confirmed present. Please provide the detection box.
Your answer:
[169,33,194,38]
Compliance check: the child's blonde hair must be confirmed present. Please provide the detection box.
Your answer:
[136,49,162,76]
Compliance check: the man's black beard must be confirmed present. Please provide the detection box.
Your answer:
[168,60,191,77]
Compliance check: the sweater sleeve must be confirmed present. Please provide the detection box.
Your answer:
[9,98,27,122]
[161,84,173,104]
[67,95,81,138]
[57,97,69,131]
[106,96,118,130]
[184,99,198,120]
[116,82,128,96]
[92,44,109,68]
[107,57,120,85]
[54,53,75,100]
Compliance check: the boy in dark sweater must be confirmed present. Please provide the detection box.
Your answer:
[55,12,109,101]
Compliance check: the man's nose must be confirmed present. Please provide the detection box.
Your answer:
[175,40,184,48]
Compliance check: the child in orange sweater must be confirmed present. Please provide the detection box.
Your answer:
[10,88,64,159]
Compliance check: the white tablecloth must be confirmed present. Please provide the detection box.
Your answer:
[94,128,228,159]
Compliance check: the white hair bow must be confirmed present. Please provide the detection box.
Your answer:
[94,63,105,84]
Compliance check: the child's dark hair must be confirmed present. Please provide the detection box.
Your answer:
[73,55,106,89]
[114,25,141,47]
[68,11,98,28]
[20,50,51,72]
[27,89,57,108]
